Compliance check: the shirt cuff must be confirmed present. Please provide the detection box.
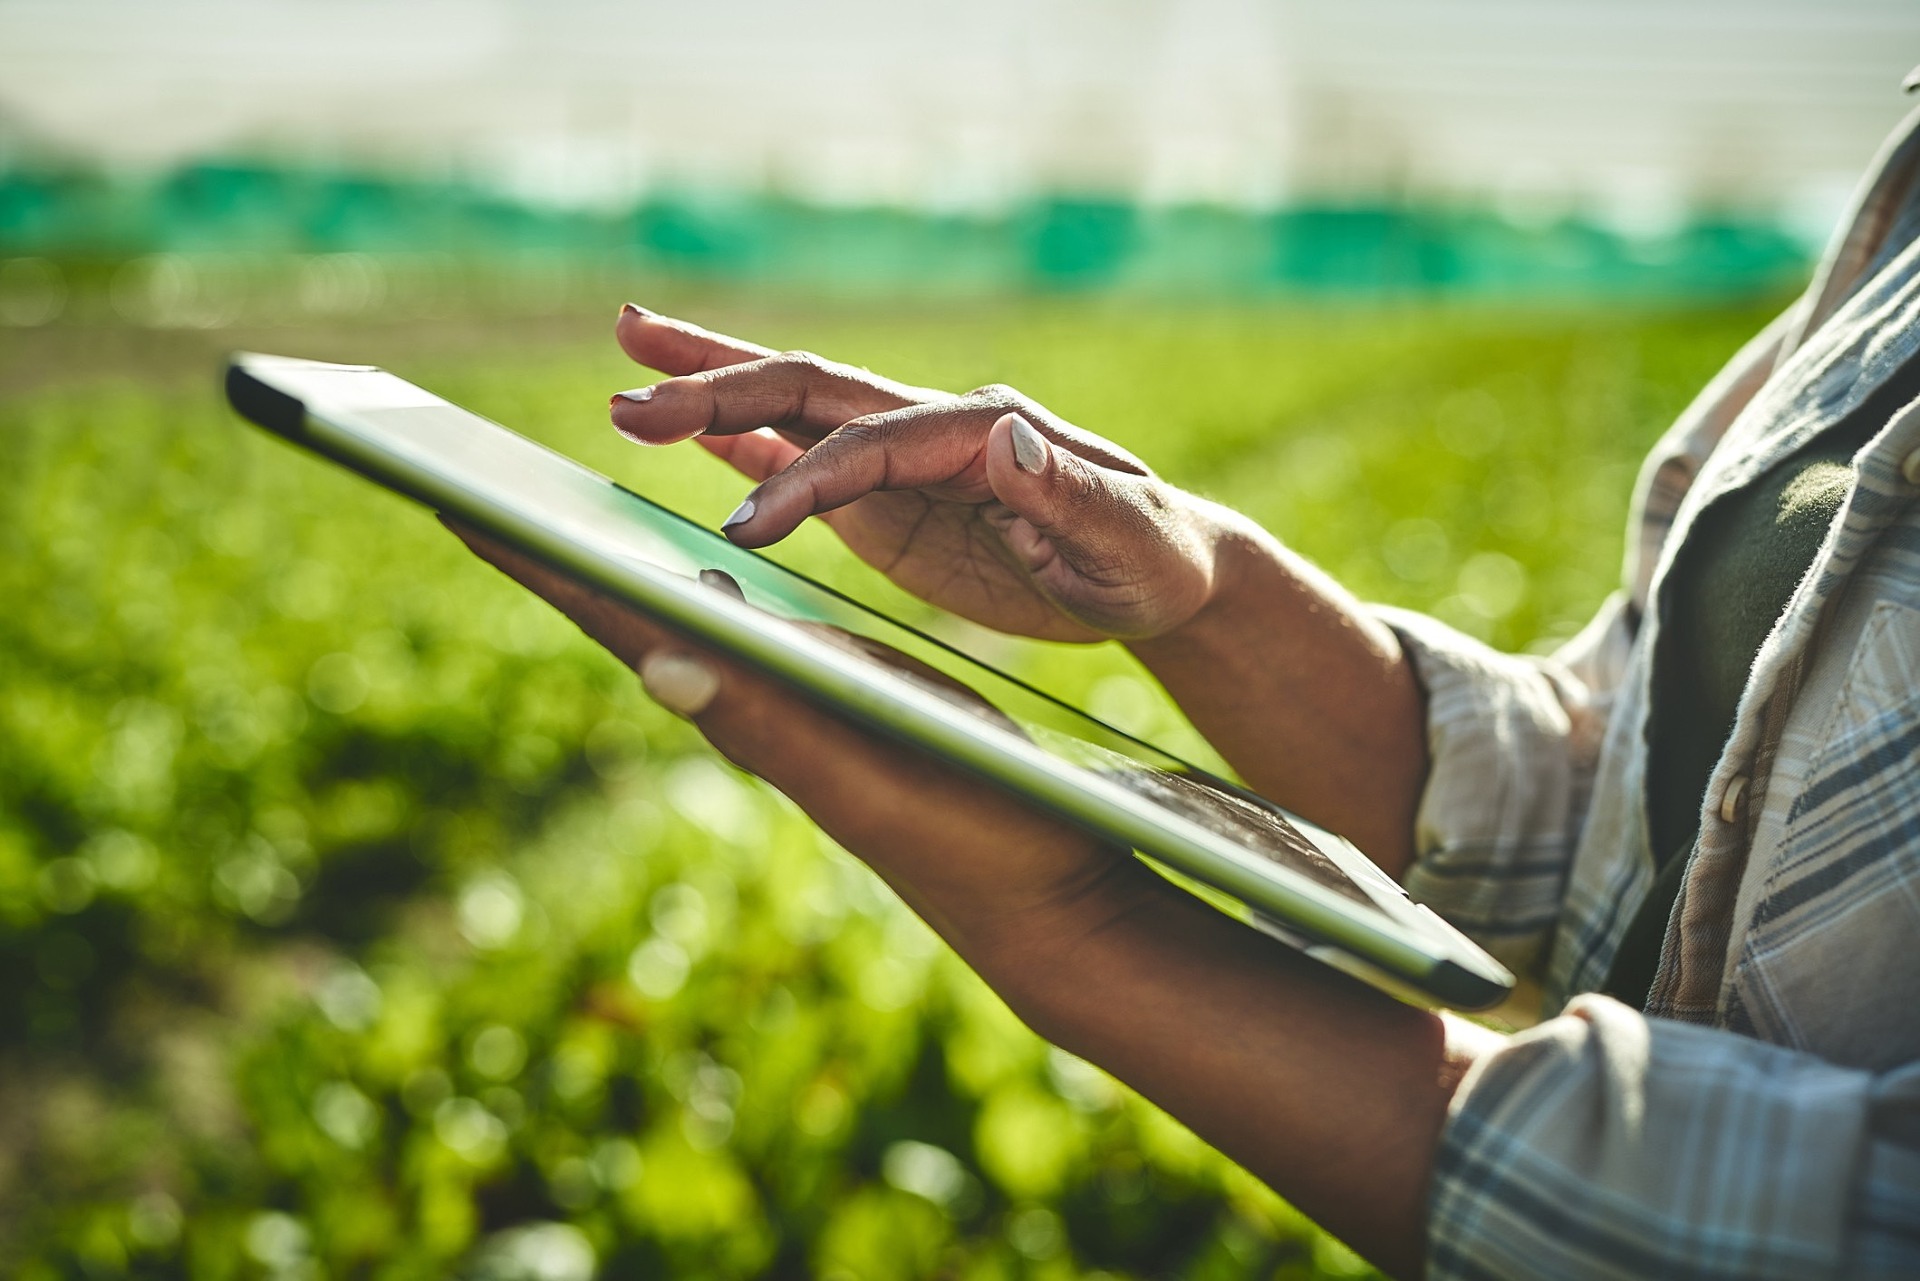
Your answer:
[1428,995,1874,1281]
[1376,607,1585,970]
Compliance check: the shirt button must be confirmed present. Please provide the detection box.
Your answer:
[1901,448,1920,486]
[1719,774,1750,824]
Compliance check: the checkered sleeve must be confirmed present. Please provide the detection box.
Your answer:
[1378,601,1631,974]
[1429,994,1920,1280]
[1369,305,1791,979]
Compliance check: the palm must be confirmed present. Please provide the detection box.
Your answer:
[832,488,1107,642]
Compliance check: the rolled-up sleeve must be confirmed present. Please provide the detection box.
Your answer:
[1429,994,1920,1279]
[1377,600,1630,972]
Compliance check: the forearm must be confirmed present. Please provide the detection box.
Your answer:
[1129,508,1430,877]
[455,520,1481,1278]
[973,865,1496,1281]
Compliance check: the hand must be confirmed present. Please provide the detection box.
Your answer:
[445,531,1476,1281]
[608,305,1234,642]
[443,521,1148,962]
[605,306,1431,879]
[443,524,1474,1281]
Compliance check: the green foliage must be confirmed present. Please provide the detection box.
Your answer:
[0,296,1774,1278]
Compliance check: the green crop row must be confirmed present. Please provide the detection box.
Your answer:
[0,295,1774,1278]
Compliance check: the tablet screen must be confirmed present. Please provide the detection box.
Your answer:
[340,392,1396,917]
[231,355,1526,1008]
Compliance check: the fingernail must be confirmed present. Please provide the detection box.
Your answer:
[1009,413,1049,474]
[614,386,654,404]
[721,497,756,531]
[620,302,653,318]
[698,567,746,601]
[639,652,720,717]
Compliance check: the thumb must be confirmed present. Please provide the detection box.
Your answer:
[983,413,1204,634]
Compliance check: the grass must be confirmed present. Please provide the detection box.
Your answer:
[0,292,1777,1279]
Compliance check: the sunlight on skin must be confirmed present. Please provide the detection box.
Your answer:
[433,304,1509,1277]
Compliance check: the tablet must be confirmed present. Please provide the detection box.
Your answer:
[225,352,1513,1009]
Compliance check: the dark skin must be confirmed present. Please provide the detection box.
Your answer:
[607,305,1428,871]
[447,306,1503,1278]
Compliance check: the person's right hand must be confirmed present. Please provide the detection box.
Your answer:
[609,305,1242,643]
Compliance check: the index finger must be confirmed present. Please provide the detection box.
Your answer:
[612,350,934,446]
[616,304,776,375]
[442,517,671,668]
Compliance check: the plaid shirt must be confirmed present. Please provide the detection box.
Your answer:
[1387,98,1920,1279]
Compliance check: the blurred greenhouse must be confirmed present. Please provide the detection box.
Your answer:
[0,158,1817,311]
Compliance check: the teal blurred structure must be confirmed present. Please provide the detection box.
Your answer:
[0,157,1811,301]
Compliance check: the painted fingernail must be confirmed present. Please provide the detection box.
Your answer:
[721,497,756,531]
[1009,413,1049,474]
[614,386,654,403]
[639,651,720,717]
[698,568,746,601]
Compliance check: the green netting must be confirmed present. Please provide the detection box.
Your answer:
[0,159,1808,299]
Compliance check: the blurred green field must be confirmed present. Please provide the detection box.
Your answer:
[0,294,1777,1279]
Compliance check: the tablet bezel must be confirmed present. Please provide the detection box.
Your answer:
[225,352,1514,1009]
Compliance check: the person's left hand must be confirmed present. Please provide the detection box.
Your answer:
[442,521,1147,963]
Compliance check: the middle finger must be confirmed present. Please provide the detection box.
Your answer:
[611,350,939,446]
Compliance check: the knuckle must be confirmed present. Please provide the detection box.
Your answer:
[967,382,1029,412]
[1062,465,1110,511]
[830,416,889,450]
[1138,482,1174,515]
[775,349,830,376]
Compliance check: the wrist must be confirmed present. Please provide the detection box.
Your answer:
[931,852,1172,1020]
[1116,504,1428,874]
[1129,501,1285,658]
